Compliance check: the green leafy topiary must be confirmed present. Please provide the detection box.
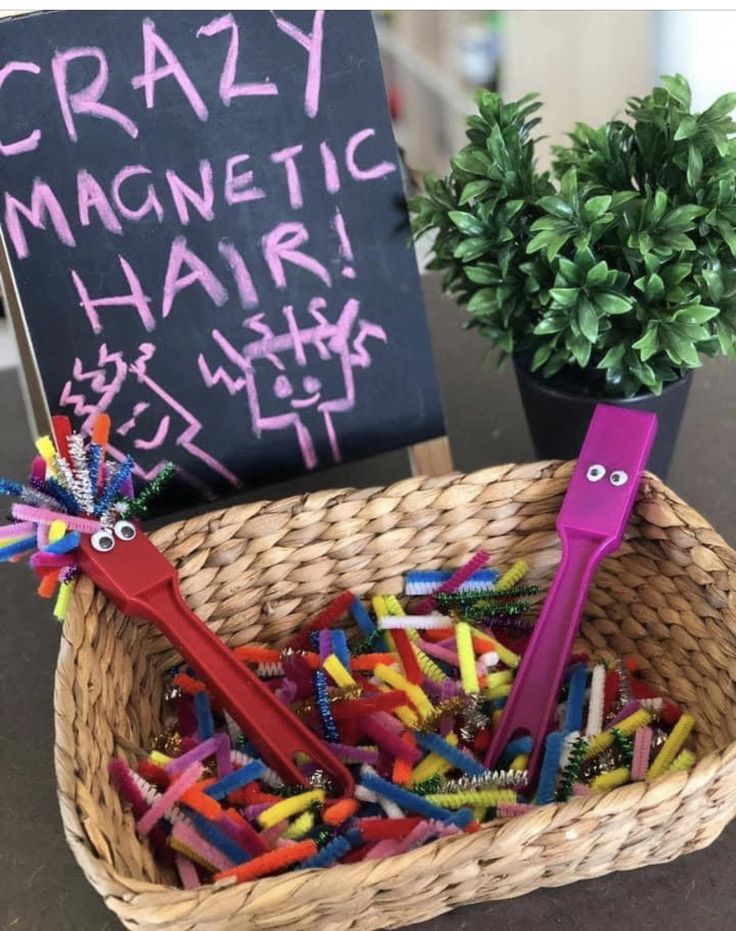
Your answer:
[410,75,736,396]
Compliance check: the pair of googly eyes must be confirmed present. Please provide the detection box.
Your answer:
[90,520,136,552]
[586,464,629,486]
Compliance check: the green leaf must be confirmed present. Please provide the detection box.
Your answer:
[458,180,492,205]
[581,195,612,222]
[467,288,494,313]
[451,149,492,176]
[674,304,720,324]
[453,237,492,262]
[531,343,553,370]
[661,74,691,109]
[578,299,599,342]
[533,315,566,335]
[593,292,633,315]
[536,195,575,220]
[448,211,486,236]
[557,257,581,284]
[597,344,626,369]
[567,334,592,367]
[687,143,703,188]
[674,115,698,140]
[632,325,660,362]
[549,287,579,308]
[585,260,608,288]
[465,265,500,285]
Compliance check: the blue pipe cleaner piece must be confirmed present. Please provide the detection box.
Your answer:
[0,478,23,496]
[361,771,465,826]
[536,731,564,805]
[300,828,363,869]
[564,664,589,734]
[94,455,134,516]
[499,735,533,767]
[0,536,36,561]
[44,477,79,514]
[314,669,340,742]
[414,731,487,777]
[194,691,215,741]
[204,760,265,800]
[350,597,388,650]
[44,532,81,555]
[331,629,350,668]
[184,810,251,864]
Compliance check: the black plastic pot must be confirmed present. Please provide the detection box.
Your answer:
[513,356,692,479]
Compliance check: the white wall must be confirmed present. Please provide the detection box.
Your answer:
[657,12,736,111]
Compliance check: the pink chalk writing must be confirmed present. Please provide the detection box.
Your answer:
[131,18,209,122]
[224,155,265,205]
[162,235,228,318]
[4,180,76,260]
[218,240,259,309]
[59,341,240,495]
[345,128,397,182]
[197,297,386,469]
[275,11,325,120]
[166,161,215,225]
[0,62,42,156]
[71,255,154,334]
[262,222,331,290]
[270,145,304,210]
[112,165,165,222]
[77,169,123,234]
[52,47,139,142]
[198,14,278,104]
[320,140,340,194]
[332,208,355,279]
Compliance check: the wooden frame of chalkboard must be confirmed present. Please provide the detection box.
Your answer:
[0,10,451,512]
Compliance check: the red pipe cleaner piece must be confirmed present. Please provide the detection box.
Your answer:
[288,591,354,650]
[391,628,423,684]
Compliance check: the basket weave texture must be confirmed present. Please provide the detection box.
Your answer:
[55,462,736,931]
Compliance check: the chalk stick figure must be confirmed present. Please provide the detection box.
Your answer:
[198,297,387,469]
[59,341,240,497]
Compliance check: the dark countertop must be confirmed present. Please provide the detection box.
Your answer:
[1,275,735,931]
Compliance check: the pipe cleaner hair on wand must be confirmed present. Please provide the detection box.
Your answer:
[0,413,175,621]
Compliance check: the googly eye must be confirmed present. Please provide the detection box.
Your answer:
[610,470,629,487]
[114,520,136,541]
[91,529,115,552]
[586,464,606,483]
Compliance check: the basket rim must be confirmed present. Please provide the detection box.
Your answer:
[53,462,736,911]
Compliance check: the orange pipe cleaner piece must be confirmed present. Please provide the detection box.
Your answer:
[215,839,317,884]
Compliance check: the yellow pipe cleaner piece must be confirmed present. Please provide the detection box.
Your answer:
[469,625,520,668]
[590,767,630,792]
[35,436,58,476]
[485,683,512,701]
[585,709,653,760]
[371,595,396,653]
[410,732,458,784]
[49,519,68,543]
[510,754,528,771]
[423,789,517,809]
[486,670,513,689]
[494,560,529,593]
[284,809,315,839]
[149,750,172,766]
[323,654,357,689]
[168,835,218,872]
[667,748,696,774]
[257,789,325,828]
[53,580,75,621]
[455,621,479,694]
[647,713,695,781]
[374,663,433,720]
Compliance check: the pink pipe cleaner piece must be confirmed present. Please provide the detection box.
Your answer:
[30,552,74,570]
[364,839,401,859]
[12,503,101,534]
[414,550,490,613]
[571,783,591,797]
[170,820,236,873]
[164,737,219,776]
[0,521,35,539]
[137,761,203,835]
[175,853,201,889]
[214,732,232,777]
[631,726,653,781]
[498,803,536,817]
[358,716,421,763]
[30,456,46,482]
[37,523,49,549]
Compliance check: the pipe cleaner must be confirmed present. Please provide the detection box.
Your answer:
[494,560,529,593]
[646,713,695,781]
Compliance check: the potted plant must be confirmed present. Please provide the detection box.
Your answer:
[410,75,736,476]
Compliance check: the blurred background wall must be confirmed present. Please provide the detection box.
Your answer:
[376,10,736,176]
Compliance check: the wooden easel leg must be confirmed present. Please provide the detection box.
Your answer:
[408,435,453,477]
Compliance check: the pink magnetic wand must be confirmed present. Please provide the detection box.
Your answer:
[0,414,354,797]
[484,404,657,781]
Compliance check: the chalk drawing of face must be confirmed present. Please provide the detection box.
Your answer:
[273,373,323,409]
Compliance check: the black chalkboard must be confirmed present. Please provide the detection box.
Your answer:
[0,11,444,509]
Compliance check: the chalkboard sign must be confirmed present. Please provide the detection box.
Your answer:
[0,10,444,509]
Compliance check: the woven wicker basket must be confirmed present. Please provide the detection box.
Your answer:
[55,461,736,931]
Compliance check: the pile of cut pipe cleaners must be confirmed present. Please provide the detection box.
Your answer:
[112,556,697,888]
[0,418,697,886]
